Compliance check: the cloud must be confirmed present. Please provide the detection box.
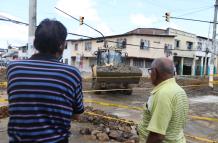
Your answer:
[0,12,22,21]
[130,13,159,27]
[0,12,28,48]
[109,0,118,6]
[160,22,184,31]
[56,0,99,21]
[56,0,113,37]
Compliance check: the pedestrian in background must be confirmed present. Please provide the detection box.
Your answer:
[7,19,84,143]
[138,57,189,143]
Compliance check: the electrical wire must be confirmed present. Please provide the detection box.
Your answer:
[176,6,213,17]
[0,12,216,55]
[0,18,28,26]
[171,5,213,13]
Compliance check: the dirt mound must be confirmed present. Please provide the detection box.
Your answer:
[97,64,142,74]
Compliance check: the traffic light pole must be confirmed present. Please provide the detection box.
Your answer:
[209,0,218,88]
[55,7,105,40]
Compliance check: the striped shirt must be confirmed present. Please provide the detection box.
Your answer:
[7,54,84,143]
[138,78,189,143]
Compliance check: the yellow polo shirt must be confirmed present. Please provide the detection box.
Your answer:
[138,78,189,143]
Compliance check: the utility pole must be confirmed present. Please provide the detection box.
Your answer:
[209,0,218,88]
[27,0,37,58]
[203,49,208,75]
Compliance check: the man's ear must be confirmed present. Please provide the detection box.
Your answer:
[59,42,66,53]
[153,68,158,83]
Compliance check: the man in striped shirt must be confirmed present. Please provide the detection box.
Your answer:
[7,19,84,143]
[138,58,189,143]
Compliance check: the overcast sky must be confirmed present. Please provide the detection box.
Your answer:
[0,0,215,48]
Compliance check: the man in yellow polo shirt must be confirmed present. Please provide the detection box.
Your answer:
[138,58,189,143]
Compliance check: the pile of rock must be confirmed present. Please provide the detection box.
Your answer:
[79,106,139,143]
[97,64,142,74]
[0,106,9,119]
[0,68,7,81]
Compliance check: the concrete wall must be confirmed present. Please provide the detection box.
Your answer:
[167,28,196,58]
[124,35,174,60]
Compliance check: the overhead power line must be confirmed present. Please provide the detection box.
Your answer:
[171,5,213,13]
[0,17,28,25]
[68,33,94,39]
[176,6,213,17]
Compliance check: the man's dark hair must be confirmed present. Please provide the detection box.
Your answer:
[34,19,67,54]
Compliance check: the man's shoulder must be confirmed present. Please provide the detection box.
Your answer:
[165,80,185,92]
[157,82,186,100]
[61,64,81,76]
[7,60,27,68]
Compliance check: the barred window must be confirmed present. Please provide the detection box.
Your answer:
[85,41,92,51]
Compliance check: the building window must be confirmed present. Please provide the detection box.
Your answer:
[85,41,92,51]
[186,41,193,50]
[175,39,180,48]
[65,59,68,64]
[122,38,127,48]
[145,59,153,68]
[164,44,172,57]
[133,58,144,68]
[116,39,122,48]
[116,38,127,49]
[124,59,130,65]
[19,46,27,53]
[197,42,202,51]
[104,41,108,48]
[22,47,27,53]
[75,43,78,51]
[140,39,150,50]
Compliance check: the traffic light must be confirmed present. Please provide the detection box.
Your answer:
[79,16,84,25]
[165,12,170,22]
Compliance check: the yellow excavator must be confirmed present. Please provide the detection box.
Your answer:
[91,47,142,95]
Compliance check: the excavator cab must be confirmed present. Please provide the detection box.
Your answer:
[95,48,126,66]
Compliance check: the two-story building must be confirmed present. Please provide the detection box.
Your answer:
[165,28,197,75]
[62,27,217,76]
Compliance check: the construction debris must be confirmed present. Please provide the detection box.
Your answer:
[79,106,139,143]
[0,106,8,119]
[97,64,142,74]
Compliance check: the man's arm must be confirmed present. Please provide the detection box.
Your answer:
[146,131,164,143]
[146,94,172,143]
[72,77,84,119]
